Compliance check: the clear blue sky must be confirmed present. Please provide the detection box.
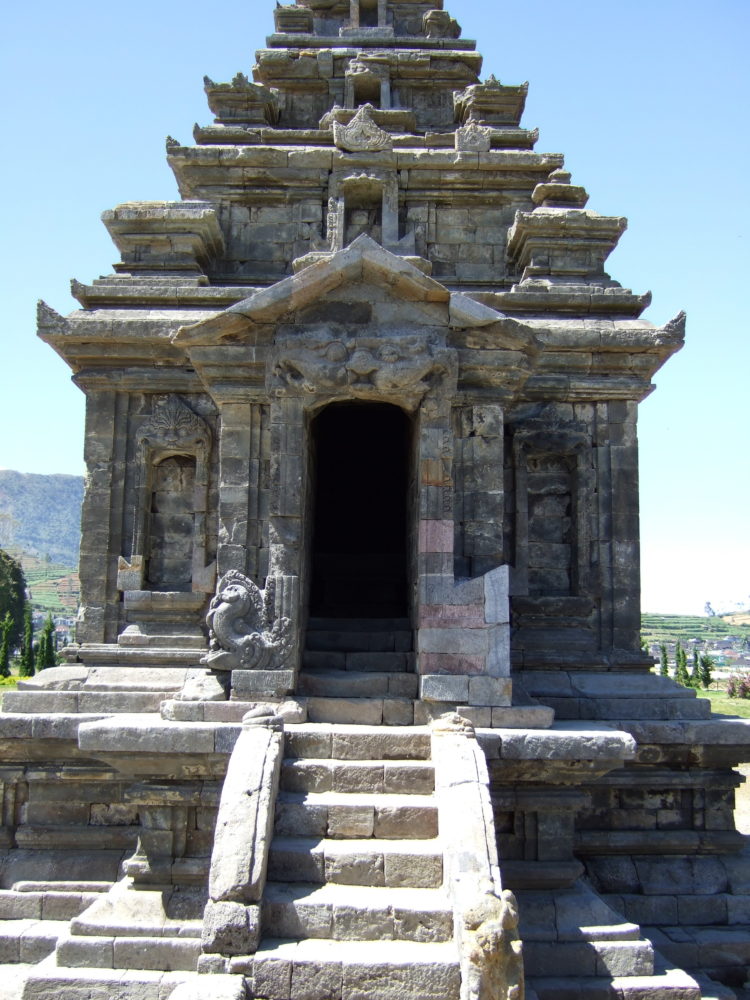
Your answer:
[1,0,748,615]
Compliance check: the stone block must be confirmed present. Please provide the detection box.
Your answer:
[342,956,460,1000]
[113,934,200,970]
[594,940,654,977]
[78,717,216,755]
[420,674,469,703]
[231,670,295,699]
[201,900,260,956]
[419,630,490,659]
[468,675,512,707]
[418,519,453,553]
[420,653,485,675]
[56,932,114,968]
[382,699,414,726]
[253,949,294,1000]
[332,902,392,941]
[374,805,438,840]
[328,805,374,838]
[325,849,384,887]
[268,841,324,883]
[276,800,327,838]
[384,850,442,888]
[281,760,333,793]
[169,974,247,1000]
[292,954,342,1000]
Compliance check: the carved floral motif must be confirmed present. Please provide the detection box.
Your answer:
[333,104,392,153]
[203,571,293,671]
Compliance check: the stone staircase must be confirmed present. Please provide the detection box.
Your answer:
[249,723,461,999]
[19,880,208,999]
[297,618,420,726]
[517,883,703,1000]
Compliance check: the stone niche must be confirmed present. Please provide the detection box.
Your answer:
[116,394,216,647]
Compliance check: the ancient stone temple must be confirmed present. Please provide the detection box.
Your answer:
[2,1,749,998]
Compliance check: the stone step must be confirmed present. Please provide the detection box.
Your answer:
[251,936,460,1000]
[268,836,443,888]
[305,630,413,653]
[13,881,113,893]
[21,954,198,1000]
[262,881,453,942]
[645,924,750,985]
[297,669,418,699]
[523,938,655,978]
[302,650,414,673]
[0,888,101,921]
[307,617,411,633]
[300,695,416,726]
[276,790,438,839]
[529,962,701,1000]
[280,758,434,796]
[56,930,201,971]
[516,885,644,944]
[285,724,431,761]
[0,918,69,964]
[68,881,206,942]
[2,689,171,714]
[602,891,750,929]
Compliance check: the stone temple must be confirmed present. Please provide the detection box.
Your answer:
[2,1,748,998]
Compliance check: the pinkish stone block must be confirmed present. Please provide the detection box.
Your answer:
[418,519,453,554]
[420,653,485,676]
[419,604,484,628]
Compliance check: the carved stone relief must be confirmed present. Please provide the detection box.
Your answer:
[203,570,293,671]
[455,122,494,153]
[333,104,393,152]
[269,335,455,405]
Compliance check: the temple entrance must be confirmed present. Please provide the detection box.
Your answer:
[309,401,410,618]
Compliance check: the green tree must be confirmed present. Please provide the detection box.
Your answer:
[18,605,35,678]
[35,614,56,671]
[0,548,26,647]
[0,611,12,678]
[659,643,669,677]
[690,649,701,688]
[674,641,689,687]
[699,654,714,690]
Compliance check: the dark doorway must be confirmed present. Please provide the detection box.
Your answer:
[310,402,410,618]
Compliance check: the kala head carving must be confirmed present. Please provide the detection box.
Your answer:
[203,570,293,671]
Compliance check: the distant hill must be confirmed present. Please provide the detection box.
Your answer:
[642,613,750,649]
[0,471,84,566]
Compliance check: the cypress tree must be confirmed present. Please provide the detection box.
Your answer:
[0,611,12,678]
[0,549,26,647]
[690,649,701,688]
[679,646,689,686]
[699,654,714,690]
[35,614,56,671]
[659,643,669,677]
[18,605,35,678]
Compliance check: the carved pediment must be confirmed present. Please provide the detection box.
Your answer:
[174,237,538,358]
[269,333,456,405]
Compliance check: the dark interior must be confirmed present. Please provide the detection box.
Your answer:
[310,401,410,617]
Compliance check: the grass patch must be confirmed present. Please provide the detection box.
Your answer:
[702,688,750,720]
